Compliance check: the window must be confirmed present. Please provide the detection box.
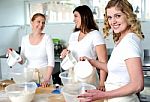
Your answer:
[145,0,150,19]
[25,0,76,24]
[25,0,150,24]
[128,0,142,18]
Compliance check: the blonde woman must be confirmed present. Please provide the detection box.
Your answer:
[78,0,144,102]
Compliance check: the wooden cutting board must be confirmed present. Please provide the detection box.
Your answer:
[35,86,65,102]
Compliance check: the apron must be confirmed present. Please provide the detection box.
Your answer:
[104,83,140,102]
[32,67,53,85]
[71,68,99,88]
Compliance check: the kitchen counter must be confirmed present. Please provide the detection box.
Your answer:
[35,86,103,102]
[0,54,7,58]
[0,85,103,102]
[35,86,65,102]
[0,85,65,102]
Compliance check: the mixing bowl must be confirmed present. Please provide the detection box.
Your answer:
[61,83,96,102]
[5,82,37,102]
[59,71,77,85]
[9,68,34,83]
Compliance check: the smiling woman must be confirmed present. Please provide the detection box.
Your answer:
[7,13,55,88]
[78,0,144,102]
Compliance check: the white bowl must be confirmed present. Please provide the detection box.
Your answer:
[5,82,37,102]
[59,71,76,85]
[61,83,96,102]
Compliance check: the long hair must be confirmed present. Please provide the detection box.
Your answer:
[73,5,99,33]
[103,0,144,42]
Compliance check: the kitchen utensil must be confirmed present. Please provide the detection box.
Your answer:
[5,82,37,102]
[61,83,96,102]
[9,67,34,83]
[60,53,77,70]
[53,38,63,57]
[59,71,76,85]
[74,59,94,81]
[6,49,22,67]
[51,84,61,94]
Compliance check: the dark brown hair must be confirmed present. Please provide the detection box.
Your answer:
[73,5,99,33]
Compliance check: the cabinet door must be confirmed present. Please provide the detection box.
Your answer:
[0,58,25,79]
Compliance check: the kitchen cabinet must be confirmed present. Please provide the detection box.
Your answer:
[0,58,25,80]
[52,58,62,85]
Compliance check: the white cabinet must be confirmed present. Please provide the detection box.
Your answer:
[0,58,25,79]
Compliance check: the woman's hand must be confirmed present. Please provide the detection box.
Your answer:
[41,78,50,88]
[6,48,13,57]
[78,89,106,102]
[79,56,91,61]
[97,81,105,91]
[60,49,70,58]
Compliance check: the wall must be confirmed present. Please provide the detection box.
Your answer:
[0,0,25,26]
[0,0,25,55]
[25,23,75,46]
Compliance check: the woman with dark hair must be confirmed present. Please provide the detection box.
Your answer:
[60,5,107,91]
[78,0,144,102]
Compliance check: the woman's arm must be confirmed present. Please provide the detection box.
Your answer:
[41,35,55,87]
[41,66,53,87]
[95,44,108,91]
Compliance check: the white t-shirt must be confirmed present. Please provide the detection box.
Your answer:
[106,33,143,84]
[68,30,105,60]
[21,34,54,68]
[68,30,105,86]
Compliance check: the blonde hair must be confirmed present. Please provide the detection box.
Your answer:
[103,0,144,42]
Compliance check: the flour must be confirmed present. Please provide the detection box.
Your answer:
[8,90,35,102]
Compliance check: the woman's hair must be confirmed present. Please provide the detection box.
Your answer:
[73,5,99,33]
[103,0,144,42]
[31,13,46,22]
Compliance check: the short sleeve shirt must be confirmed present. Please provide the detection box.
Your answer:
[68,30,105,60]
[106,33,143,84]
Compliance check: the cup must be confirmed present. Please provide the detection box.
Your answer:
[60,53,77,70]
[7,50,22,66]
[74,60,94,81]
